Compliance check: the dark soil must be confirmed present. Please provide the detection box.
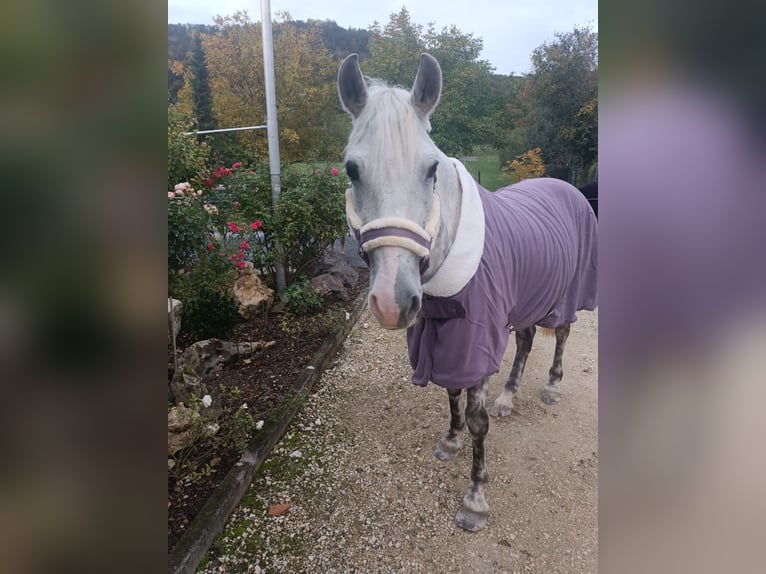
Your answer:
[168,268,369,549]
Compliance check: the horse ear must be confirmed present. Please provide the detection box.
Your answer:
[338,54,367,118]
[411,53,442,118]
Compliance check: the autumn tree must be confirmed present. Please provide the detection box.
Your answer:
[168,24,217,103]
[201,11,342,163]
[270,15,343,161]
[502,147,545,182]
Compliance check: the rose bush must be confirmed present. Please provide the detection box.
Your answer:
[187,162,348,287]
[168,158,347,327]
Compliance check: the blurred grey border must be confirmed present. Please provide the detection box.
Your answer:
[600,1,766,573]
[0,1,168,572]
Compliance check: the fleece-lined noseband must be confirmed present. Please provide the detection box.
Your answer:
[345,186,440,275]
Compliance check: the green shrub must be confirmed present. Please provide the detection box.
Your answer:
[167,109,212,286]
[167,195,211,277]
[201,163,348,289]
[183,286,240,340]
[167,110,209,191]
[279,277,324,315]
[274,166,347,283]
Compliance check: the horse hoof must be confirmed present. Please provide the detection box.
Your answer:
[489,402,512,418]
[541,387,562,404]
[434,442,460,461]
[490,393,514,417]
[455,506,489,532]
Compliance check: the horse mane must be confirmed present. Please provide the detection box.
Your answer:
[345,81,433,178]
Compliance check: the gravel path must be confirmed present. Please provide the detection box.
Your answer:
[200,308,597,573]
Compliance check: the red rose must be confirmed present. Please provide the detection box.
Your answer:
[331,168,339,176]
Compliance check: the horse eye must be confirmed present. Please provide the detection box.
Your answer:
[345,161,360,182]
[426,161,438,180]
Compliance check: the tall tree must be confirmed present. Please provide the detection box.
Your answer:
[424,24,497,155]
[363,7,512,156]
[189,33,216,131]
[521,26,598,184]
[365,8,425,86]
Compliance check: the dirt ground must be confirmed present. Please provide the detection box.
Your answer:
[201,307,597,573]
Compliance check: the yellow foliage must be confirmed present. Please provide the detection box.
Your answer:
[175,73,194,117]
[502,147,545,181]
[200,12,338,162]
[168,59,185,77]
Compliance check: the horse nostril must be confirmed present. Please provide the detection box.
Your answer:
[409,295,421,316]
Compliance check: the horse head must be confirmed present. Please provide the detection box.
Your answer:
[338,53,445,329]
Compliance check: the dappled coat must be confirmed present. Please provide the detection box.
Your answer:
[407,163,598,389]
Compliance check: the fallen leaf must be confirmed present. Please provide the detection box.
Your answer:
[268,502,292,516]
[243,358,252,364]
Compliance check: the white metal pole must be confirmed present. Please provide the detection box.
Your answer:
[182,125,266,136]
[260,0,286,292]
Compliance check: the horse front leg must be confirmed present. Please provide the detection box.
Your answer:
[456,377,490,531]
[490,326,536,417]
[541,323,570,404]
[434,389,464,460]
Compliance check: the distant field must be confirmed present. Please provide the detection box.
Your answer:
[293,150,513,191]
[460,148,514,191]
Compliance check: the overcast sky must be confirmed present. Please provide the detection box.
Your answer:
[168,0,597,76]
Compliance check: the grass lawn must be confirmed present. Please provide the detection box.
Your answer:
[460,148,514,191]
[293,150,515,192]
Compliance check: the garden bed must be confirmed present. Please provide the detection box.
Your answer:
[168,268,368,550]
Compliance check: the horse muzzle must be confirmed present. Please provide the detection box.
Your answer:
[366,247,422,329]
[345,188,439,329]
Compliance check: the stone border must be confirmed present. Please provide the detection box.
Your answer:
[169,292,368,574]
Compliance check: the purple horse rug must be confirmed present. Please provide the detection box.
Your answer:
[407,159,598,389]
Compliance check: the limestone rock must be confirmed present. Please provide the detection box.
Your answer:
[310,273,349,301]
[170,368,205,406]
[310,253,359,288]
[232,272,274,319]
[169,367,222,421]
[168,403,200,455]
[180,338,276,377]
[328,259,359,289]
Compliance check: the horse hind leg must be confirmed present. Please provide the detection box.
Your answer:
[456,378,490,531]
[434,389,464,461]
[541,323,571,405]
[490,326,536,417]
